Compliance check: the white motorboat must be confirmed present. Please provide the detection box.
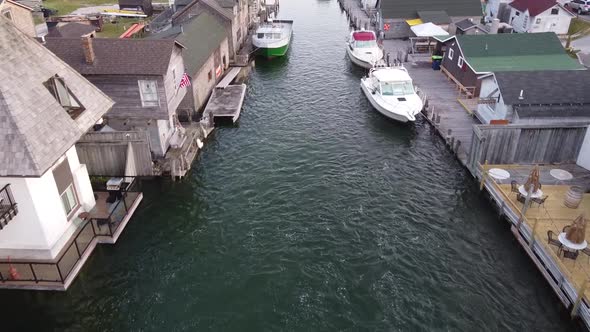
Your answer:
[346,30,383,69]
[360,65,424,122]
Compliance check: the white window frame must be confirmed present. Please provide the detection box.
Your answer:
[448,48,454,60]
[138,80,160,107]
[457,56,464,68]
[60,184,79,217]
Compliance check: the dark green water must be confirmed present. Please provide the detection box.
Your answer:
[0,1,585,331]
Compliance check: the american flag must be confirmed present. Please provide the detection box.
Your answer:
[179,72,191,88]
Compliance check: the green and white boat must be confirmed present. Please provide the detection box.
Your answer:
[252,19,293,58]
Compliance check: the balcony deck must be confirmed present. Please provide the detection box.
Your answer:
[0,184,142,291]
[480,163,590,325]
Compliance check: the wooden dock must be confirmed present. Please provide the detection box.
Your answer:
[478,164,590,325]
[337,0,374,31]
[204,84,247,124]
[216,67,242,89]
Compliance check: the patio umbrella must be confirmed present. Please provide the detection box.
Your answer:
[566,214,587,244]
[524,165,541,193]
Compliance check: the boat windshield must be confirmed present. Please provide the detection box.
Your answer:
[354,40,378,48]
[258,33,282,39]
[380,81,414,96]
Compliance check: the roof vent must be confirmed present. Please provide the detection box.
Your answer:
[518,89,524,100]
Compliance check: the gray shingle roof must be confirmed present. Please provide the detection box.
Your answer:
[494,70,590,105]
[0,17,113,177]
[417,10,452,24]
[379,0,482,20]
[43,38,182,75]
[46,22,97,38]
[455,18,477,31]
[173,0,233,23]
[150,11,227,74]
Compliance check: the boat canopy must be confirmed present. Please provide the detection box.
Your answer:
[373,68,412,82]
[352,31,375,41]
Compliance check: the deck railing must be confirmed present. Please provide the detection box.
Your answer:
[0,184,18,230]
[0,177,141,286]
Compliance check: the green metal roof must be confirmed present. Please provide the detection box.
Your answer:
[176,12,228,74]
[456,32,583,73]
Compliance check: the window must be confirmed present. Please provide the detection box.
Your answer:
[223,55,227,68]
[523,15,528,28]
[536,18,542,24]
[208,70,213,81]
[515,11,520,16]
[551,8,559,15]
[60,184,78,216]
[380,81,414,96]
[44,76,85,119]
[138,80,159,107]
[448,48,454,60]
[53,159,78,218]
[457,56,464,68]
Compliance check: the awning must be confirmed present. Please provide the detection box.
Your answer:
[410,22,450,37]
[405,18,423,26]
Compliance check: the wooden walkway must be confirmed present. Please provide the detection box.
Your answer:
[216,67,242,89]
[337,0,374,31]
[379,39,480,166]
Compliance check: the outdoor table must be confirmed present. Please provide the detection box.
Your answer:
[558,232,588,252]
[550,169,573,184]
[488,168,510,181]
[518,185,543,199]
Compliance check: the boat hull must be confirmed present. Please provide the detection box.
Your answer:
[256,43,290,57]
[346,45,383,69]
[360,80,421,123]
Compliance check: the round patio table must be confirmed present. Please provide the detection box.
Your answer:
[518,185,543,199]
[559,232,588,251]
[550,169,573,183]
[488,168,510,181]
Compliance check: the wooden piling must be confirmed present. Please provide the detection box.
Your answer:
[479,160,488,191]
[571,279,589,318]
[529,218,539,249]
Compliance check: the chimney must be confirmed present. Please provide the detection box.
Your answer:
[490,18,500,34]
[518,90,524,100]
[81,35,95,65]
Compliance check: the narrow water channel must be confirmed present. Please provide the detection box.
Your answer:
[0,1,584,331]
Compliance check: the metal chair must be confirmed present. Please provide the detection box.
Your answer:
[563,250,579,261]
[563,225,572,233]
[531,195,549,208]
[582,248,590,263]
[547,230,563,256]
[511,181,519,196]
[516,193,527,205]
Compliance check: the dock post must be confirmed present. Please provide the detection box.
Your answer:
[479,160,488,191]
[529,218,539,249]
[454,140,461,154]
[571,279,589,318]
[450,136,455,150]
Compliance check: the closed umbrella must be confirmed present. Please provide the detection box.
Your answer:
[524,165,541,193]
[566,214,587,244]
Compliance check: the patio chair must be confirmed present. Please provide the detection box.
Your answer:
[531,195,549,209]
[516,193,526,205]
[582,248,590,263]
[563,249,579,261]
[547,230,563,256]
[563,225,572,233]
[511,181,519,196]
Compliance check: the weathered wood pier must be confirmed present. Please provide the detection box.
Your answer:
[204,84,247,124]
